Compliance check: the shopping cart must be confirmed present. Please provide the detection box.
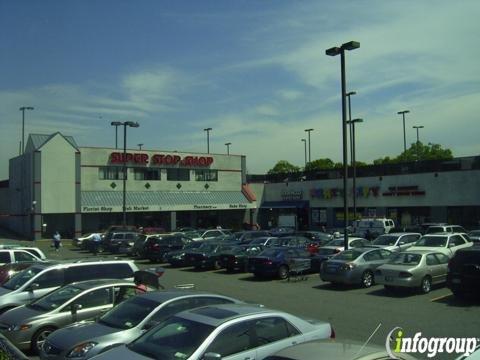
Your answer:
[287,258,311,282]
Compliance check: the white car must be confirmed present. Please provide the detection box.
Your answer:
[0,249,42,266]
[90,304,334,360]
[408,233,473,258]
[321,237,371,253]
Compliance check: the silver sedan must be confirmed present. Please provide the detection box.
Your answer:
[40,291,241,360]
[320,248,393,287]
[0,279,137,353]
[88,303,334,360]
[375,250,450,293]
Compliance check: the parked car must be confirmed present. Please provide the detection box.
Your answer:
[320,248,393,287]
[310,247,341,273]
[0,246,47,261]
[264,339,419,360]
[164,241,205,267]
[0,263,40,285]
[129,234,169,258]
[408,233,473,257]
[248,247,312,279]
[0,260,138,313]
[218,244,264,272]
[295,231,333,254]
[419,222,447,234]
[467,230,480,243]
[191,229,232,241]
[185,242,237,270]
[40,291,242,360]
[87,303,334,360]
[447,245,480,298]
[370,232,421,252]
[232,231,272,244]
[320,237,371,253]
[425,224,467,234]
[353,218,395,238]
[276,236,312,249]
[248,236,281,247]
[146,234,195,263]
[0,249,42,266]
[0,279,140,353]
[72,233,103,249]
[375,250,450,293]
[101,232,140,254]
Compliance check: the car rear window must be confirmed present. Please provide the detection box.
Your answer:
[415,236,448,247]
[389,253,422,265]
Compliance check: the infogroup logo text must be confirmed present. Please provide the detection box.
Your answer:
[386,327,478,359]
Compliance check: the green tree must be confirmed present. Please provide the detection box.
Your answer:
[373,143,453,164]
[305,158,335,171]
[267,160,300,174]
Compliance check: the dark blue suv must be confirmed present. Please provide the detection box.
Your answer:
[247,247,312,279]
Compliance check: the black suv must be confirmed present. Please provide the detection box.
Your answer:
[447,245,480,298]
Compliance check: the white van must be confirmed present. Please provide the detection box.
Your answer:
[353,218,395,238]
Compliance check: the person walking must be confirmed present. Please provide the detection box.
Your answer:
[52,231,61,252]
[92,232,102,255]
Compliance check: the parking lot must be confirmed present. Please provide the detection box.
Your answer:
[3,237,480,360]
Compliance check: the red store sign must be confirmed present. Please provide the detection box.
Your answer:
[110,152,214,167]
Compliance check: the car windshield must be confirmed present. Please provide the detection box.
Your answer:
[2,266,44,290]
[372,235,398,246]
[29,285,82,311]
[99,296,160,330]
[128,316,214,359]
[334,249,363,261]
[389,253,422,265]
[415,236,448,247]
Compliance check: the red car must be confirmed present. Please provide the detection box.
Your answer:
[0,262,37,284]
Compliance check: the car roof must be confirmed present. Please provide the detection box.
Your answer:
[403,249,444,255]
[28,259,135,270]
[177,303,270,327]
[134,290,235,303]
[380,232,421,236]
[71,279,134,290]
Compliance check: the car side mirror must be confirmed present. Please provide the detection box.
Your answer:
[71,303,82,315]
[27,283,39,292]
[203,353,222,360]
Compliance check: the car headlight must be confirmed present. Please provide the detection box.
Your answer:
[66,342,98,358]
[12,324,32,331]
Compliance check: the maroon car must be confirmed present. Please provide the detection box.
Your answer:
[0,262,37,284]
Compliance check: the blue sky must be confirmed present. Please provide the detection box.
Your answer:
[1,0,479,179]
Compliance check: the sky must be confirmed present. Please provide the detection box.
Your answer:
[1,0,479,179]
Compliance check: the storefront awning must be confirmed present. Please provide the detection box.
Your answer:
[81,191,256,213]
[260,201,309,209]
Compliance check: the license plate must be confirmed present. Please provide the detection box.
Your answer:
[452,278,461,284]
[385,276,393,282]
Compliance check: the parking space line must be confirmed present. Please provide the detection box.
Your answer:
[430,293,452,302]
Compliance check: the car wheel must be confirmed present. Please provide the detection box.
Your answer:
[278,265,289,280]
[420,276,432,294]
[31,326,56,354]
[361,270,374,288]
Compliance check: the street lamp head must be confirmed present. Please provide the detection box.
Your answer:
[301,138,306,143]
[325,46,341,56]
[125,121,139,128]
[346,91,357,96]
[397,110,410,115]
[413,125,424,129]
[225,142,231,146]
[347,118,363,124]
[342,41,360,51]
[110,121,122,126]
[19,106,34,111]
[204,127,212,132]
[304,128,314,132]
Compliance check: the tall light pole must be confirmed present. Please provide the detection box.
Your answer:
[111,122,121,149]
[413,125,424,161]
[326,40,360,251]
[346,91,356,165]
[301,138,307,168]
[204,128,212,154]
[347,118,363,221]
[225,142,231,155]
[111,121,140,227]
[19,106,34,154]
[304,128,313,163]
[138,143,144,150]
[413,125,424,143]
[397,110,410,153]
